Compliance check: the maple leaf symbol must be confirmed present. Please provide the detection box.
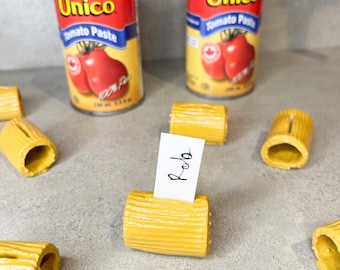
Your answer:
[205,47,215,56]
[69,58,76,67]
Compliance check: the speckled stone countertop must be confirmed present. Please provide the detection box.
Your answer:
[1,48,340,269]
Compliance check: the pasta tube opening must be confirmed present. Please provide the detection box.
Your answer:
[40,253,58,270]
[260,109,313,170]
[312,220,340,270]
[0,241,60,270]
[314,235,340,269]
[267,143,303,165]
[25,145,56,174]
[0,118,57,177]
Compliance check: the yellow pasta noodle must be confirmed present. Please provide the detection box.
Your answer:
[312,220,340,270]
[0,86,24,121]
[123,190,211,257]
[169,102,228,145]
[0,117,57,177]
[0,241,60,270]
[260,109,313,170]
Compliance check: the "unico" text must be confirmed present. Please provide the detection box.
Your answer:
[206,0,257,7]
[58,0,116,16]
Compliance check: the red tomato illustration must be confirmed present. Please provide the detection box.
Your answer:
[66,54,91,94]
[221,35,255,84]
[83,48,129,100]
[201,43,226,80]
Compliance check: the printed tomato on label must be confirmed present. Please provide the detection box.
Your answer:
[66,54,91,94]
[67,41,130,100]
[201,43,226,80]
[83,47,129,100]
[221,31,255,84]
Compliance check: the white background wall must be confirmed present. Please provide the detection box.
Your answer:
[1,0,340,70]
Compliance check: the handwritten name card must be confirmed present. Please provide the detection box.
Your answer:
[153,133,205,203]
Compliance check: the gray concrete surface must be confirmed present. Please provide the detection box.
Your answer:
[1,47,340,269]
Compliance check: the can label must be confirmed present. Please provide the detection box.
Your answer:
[54,0,143,114]
[186,0,262,98]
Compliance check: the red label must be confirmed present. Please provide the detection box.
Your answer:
[54,0,135,30]
[187,0,262,19]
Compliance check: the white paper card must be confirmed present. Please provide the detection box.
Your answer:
[154,133,205,203]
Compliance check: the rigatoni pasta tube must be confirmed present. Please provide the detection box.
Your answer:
[0,241,60,270]
[312,220,340,270]
[0,117,57,177]
[123,190,211,257]
[169,103,228,145]
[0,86,24,121]
[260,109,313,170]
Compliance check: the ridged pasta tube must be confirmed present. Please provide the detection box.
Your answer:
[123,190,211,257]
[169,103,228,145]
[0,86,24,121]
[0,117,57,177]
[312,220,340,270]
[260,109,313,170]
[0,241,60,270]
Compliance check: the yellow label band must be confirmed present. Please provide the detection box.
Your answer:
[0,118,57,177]
[312,220,340,270]
[123,190,211,257]
[169,103,228,145]
[0,86,24,121]
[260,109,313,170]
[0,241,60,270]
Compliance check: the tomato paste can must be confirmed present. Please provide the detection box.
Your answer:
[186,0,262,98]
[53,0,143,114]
